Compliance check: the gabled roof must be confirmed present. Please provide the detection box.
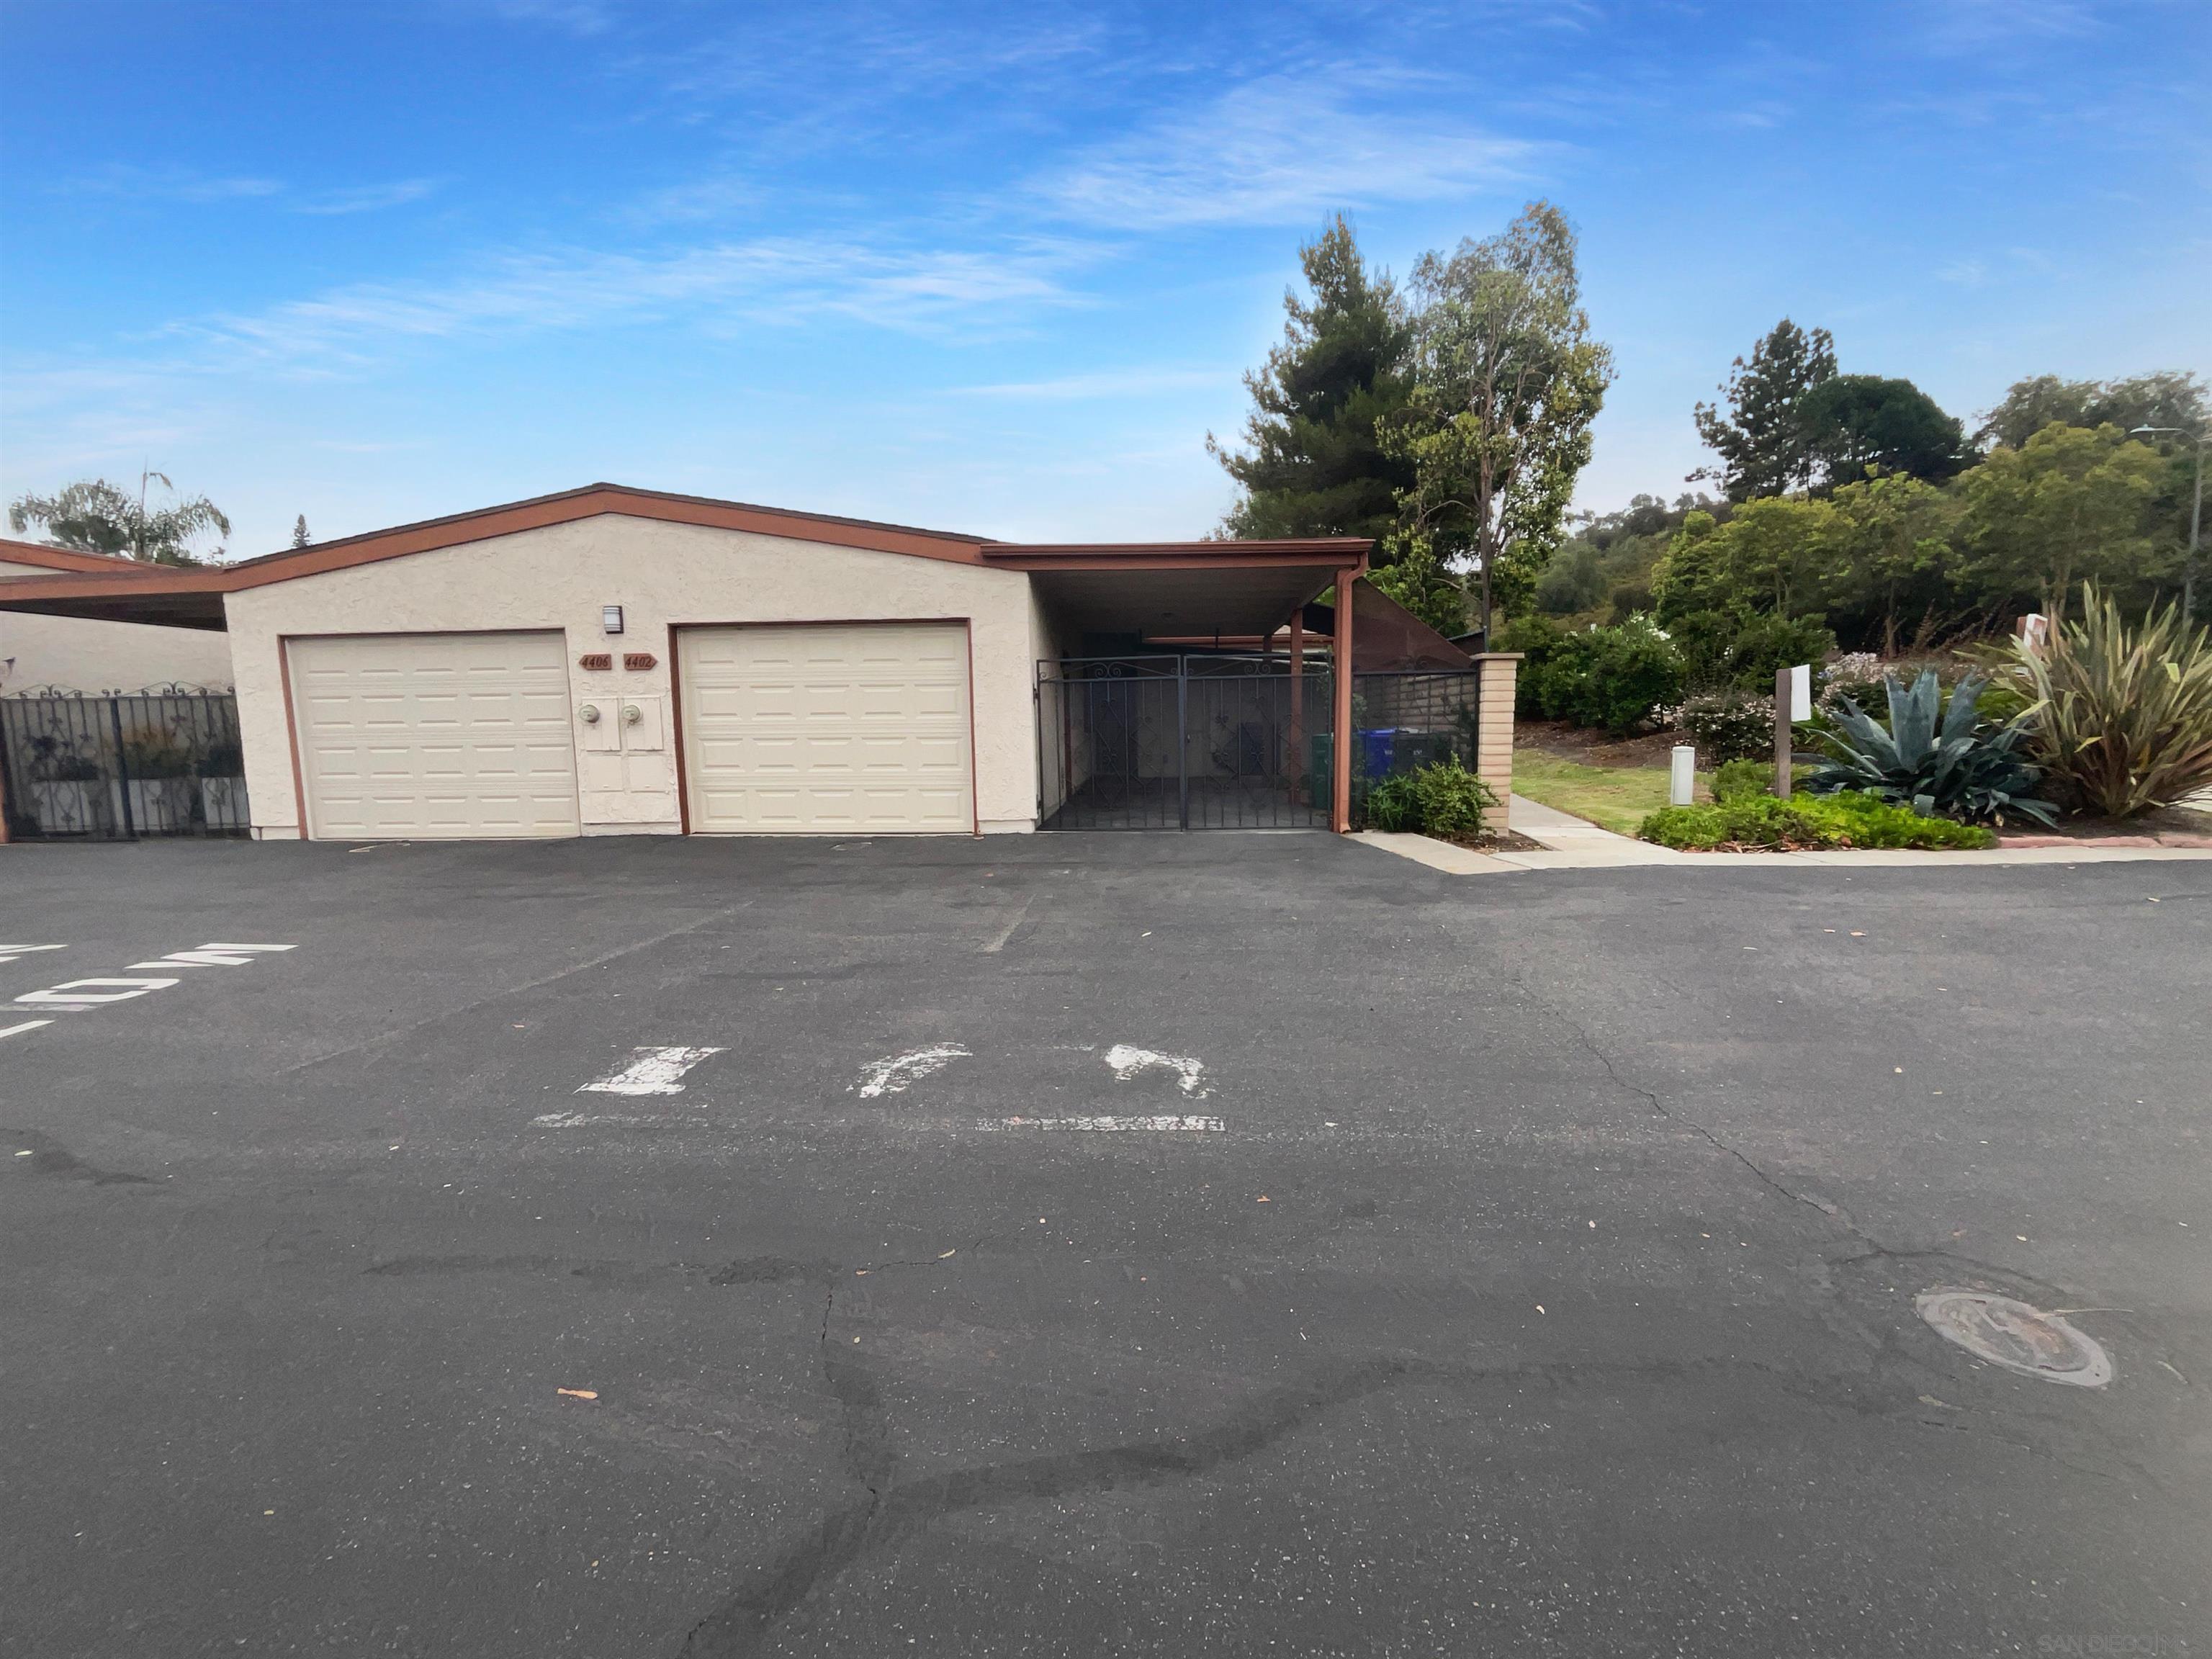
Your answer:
[0,483,1370,631]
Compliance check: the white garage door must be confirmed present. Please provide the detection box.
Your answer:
[679,622,972,834]
[289,632,580,840]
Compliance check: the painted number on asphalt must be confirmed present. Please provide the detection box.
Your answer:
[8,943,297,1029]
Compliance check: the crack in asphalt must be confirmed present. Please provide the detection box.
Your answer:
[675,1351,1875,1659]
[280,899,755,1075]
[1543,999,1873,1239]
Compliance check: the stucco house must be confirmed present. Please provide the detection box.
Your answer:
[0,485,1516,842]
[0,539,234,695]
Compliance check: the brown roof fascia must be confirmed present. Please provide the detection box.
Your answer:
[0,537,162,576]
[984,538,1371,572]
[196,484,999,588]
[0,567,233,603]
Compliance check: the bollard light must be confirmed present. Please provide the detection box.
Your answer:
[1670,745,1696,806]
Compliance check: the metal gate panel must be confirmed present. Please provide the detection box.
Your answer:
[0,689,248,840]
[1037,655,1334,831]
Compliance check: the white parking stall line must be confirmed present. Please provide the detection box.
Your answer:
[577,1046,726,1097]
[532,1112,669,1128]
[0,1020,55,1042]
[853,1043,971,1098]
[986,1115,1226,1133]
[0,945,68,966]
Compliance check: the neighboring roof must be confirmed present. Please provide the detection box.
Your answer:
[1307,578,1475,672]
[0,483,1372,631]
[0,537,149,576]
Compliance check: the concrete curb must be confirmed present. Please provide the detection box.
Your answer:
[1351,795,2212,875]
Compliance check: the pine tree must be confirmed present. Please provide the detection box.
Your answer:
[292,515,311,548]
[1691,320,1838,500]
[1209,216,1416,542]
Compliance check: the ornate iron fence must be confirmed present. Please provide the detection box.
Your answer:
[0,688,248,840]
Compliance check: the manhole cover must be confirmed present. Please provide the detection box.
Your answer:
[1915,1290,2113,1387]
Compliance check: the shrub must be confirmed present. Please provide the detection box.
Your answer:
[1670,609,1838,693]
[1638,791,1997,851]
[1519,615,1686,736]
[1493,616,1566,719]
[1362,771,1423,832]
[1721,612,1840,691]
[1807,669,2056,825]
[1661,686,1773,763]
[1413,757,1496,840]
[1357,759,1497,840]
[1983,584,2212,817]
[1712,757,1772,801]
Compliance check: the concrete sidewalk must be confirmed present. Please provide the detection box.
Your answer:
[1352,793,2212,874]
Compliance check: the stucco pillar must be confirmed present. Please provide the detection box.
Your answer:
[1472,652,1521,811]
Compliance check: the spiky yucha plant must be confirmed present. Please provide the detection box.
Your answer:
[1804,670,2057,826]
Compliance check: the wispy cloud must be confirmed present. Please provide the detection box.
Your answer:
[57,166,439,216]
[295,179,442,216]
[485,0,617,37]
[1909,0,2099,55]
[63,166,284,204]
[1033,72,1542,230]
[951,366,1237,401]
[154,233,1092,372]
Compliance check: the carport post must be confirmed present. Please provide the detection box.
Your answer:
[1331,570,1354,832]
[1177,655,1190,831]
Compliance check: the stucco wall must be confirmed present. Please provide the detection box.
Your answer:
[221,516,1041,838]
[0,559,235,693]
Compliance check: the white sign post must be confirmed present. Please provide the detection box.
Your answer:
[1774,664,1812,799]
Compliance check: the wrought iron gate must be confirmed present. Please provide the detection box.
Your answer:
[0,689,249,840]
[1037,655,1336,830]
[1035,659,1483,832]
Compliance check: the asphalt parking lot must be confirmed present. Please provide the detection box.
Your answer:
[3,832,2206,1658]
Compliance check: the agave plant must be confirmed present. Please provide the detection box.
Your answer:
[1804,670,2058,825]
[1984,585,2212,819]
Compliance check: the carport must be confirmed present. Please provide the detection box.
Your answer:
[981,539,1362,831]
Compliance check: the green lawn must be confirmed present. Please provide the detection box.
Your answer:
[1510,752,1686,835]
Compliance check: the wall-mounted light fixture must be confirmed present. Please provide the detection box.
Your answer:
[601,604,625,635]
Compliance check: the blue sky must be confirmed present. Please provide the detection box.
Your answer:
[1,0,2206,559]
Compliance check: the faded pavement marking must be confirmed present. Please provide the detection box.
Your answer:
[578,1046,726,1097]
[0,1020,54,1041]
[1103,1043,1210,1097]
[979,895,1033,953]
[853,1043,970,1098]
[0,945,68,966]
[986,1115,1224,1133]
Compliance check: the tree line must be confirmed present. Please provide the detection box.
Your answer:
[1213,214,2207,652]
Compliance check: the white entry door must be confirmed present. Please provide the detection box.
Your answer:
[678,622,972,834]
[289,631,581,840]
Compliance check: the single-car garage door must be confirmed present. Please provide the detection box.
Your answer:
[679,622,972,834]
[289,631,581,840]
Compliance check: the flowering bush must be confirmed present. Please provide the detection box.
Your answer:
[1658,688,1774,763]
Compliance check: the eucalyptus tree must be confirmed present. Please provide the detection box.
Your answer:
[1387,202,1614,633]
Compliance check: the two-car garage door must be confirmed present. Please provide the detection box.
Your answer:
[287,623,974,839]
